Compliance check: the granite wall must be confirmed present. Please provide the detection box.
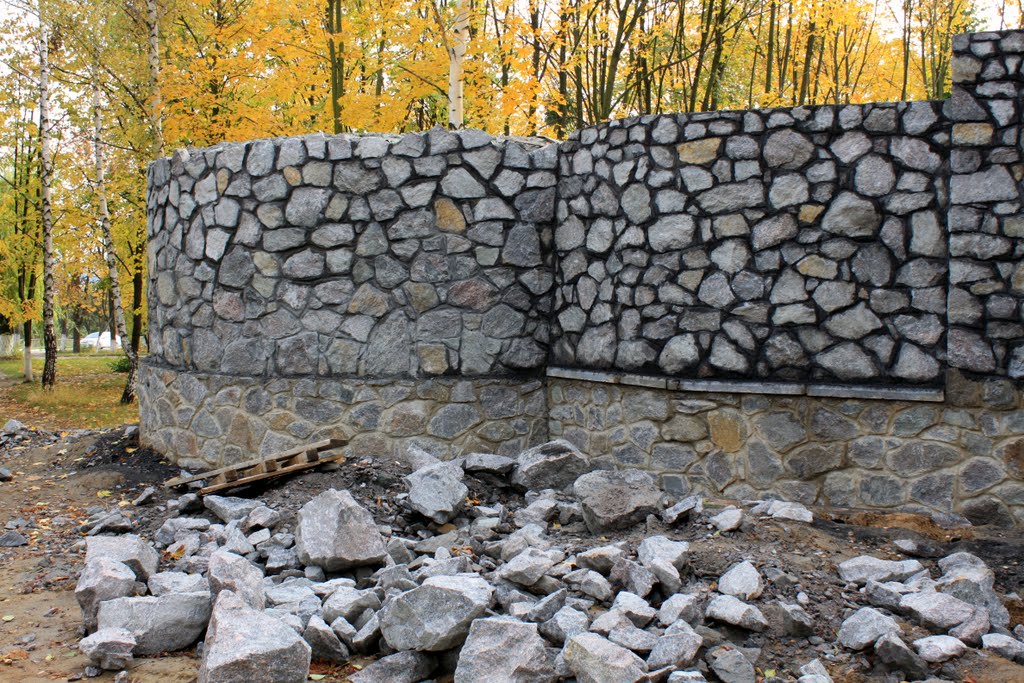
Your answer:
[948,31,1024,378]
[553,102,949,384]
[142,30,1024,525]
[145,129,556,381]
[547,370,1024,525]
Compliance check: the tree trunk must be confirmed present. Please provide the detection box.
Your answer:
[132,248,144,355]
[93,84,139,403]
[147,0,164,157]
[22,321,32,382]
[326,0,344,134]
[447,0,470,128]
[39,21,57,390]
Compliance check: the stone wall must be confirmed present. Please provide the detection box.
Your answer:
[145,129,556,381]
[553,102,949,384]
[139,366,547,470]
[548,371,1024,526]
[948,31,1024,378]
[142,30,1024,525]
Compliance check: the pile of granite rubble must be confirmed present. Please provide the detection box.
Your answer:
[73,440,1023,682]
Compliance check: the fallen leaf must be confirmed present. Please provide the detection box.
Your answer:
[2,615,14,621]
[97,490,112,498]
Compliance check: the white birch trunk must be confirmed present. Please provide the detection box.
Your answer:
[448,0,470,129]
[38,19,57,389]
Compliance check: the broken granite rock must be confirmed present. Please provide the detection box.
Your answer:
[836,607,901,650]
[460,452,517,476]
[899,591,975,630]
[85,535,160,581]
[405,462,469,524]
[454,616,557,683]
[204,495,261,523]
[913,635,966,662]
[981,633,1024,662]
[705,595,768,631]
[874,632,930,679]
[576,544,628,575]
[663,495,703,525]
[710,507,743,532]
[706,645,755,683]
[612,591,657,627]
[97,591,212,655]
[540,605,590,645]
[752,500,814,523]
[199,590,311,683]
[208,550,265,610]
[512,440,591,491]
[563,632,648,683]
[608,620,657,654]
[322,587,381,624]
[348,651,436,683]
[76,558,137,632]
[294,489,387,571]
[148,571,209,597]
[935,552,1010,628]
[404,444,441,471]
[647,619,704,669]
[659,594,701,627]
[837,556,923,585]
[775,601,815,636]
[303,615,349,663]
[573,468,662,534]
[524,594,564,626]
[498,547,562,587]
[717,561,763,601]
[0,530,27,547]
[378,574,494,651]
[79,628,136,671]
[948,606,990,646]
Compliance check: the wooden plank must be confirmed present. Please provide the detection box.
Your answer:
[164,438,342,487]
[198,449,346,495]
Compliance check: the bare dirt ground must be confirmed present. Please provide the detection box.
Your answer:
[1,415,1023,682]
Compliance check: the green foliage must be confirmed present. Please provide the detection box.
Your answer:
[109,354,132,373]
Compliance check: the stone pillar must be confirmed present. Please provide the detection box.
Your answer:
[948,31,1024,378]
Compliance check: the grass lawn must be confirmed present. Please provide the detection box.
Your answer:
[0,353,141,430]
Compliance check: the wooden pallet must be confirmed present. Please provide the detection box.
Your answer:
[164,438,347,495]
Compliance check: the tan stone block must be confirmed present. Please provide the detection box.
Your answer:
[434,197,466,233]
[707,409,746,453]
[676,137,722,165]
[953,123,994,146]
[798,204,825,223]
[216,168,231,193]
[796,255,838,279]
[283,166,302,185]
[417,345,449,375]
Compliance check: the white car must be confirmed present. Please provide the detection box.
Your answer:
[81,331,120,350]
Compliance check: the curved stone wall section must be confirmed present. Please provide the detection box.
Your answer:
[553,102,949,385]
[145,129,556,380]
[140,366,547,468]
[548,374,1024,526]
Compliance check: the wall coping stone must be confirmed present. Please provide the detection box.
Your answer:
[546,366,945,403]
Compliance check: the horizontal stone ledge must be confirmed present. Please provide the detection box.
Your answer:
[546,367,945,403]
[805,384,945,403]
